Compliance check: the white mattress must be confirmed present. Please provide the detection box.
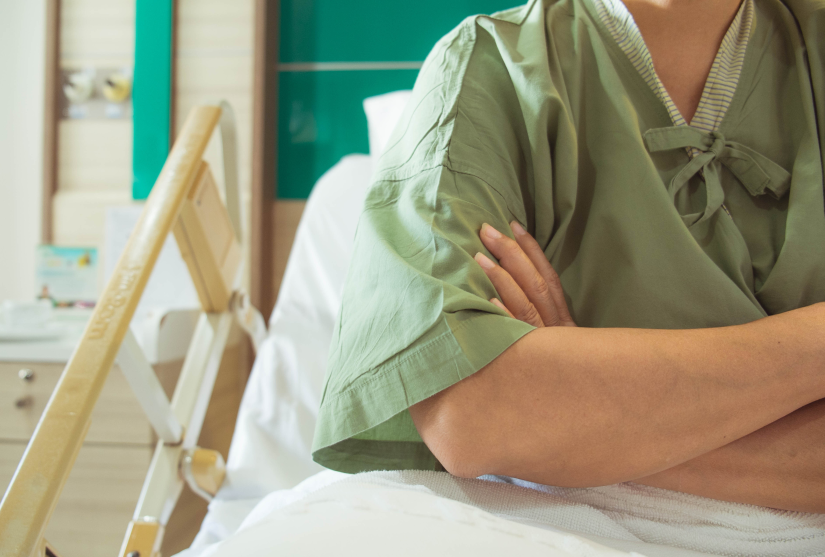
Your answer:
[175,154,825,557]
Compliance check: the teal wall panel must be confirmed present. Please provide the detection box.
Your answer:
[278,69,418,199]
[277,1,520,199]
[280,0,520,63]
[132,0,174,200]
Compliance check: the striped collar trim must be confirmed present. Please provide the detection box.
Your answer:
[593,0,753,135]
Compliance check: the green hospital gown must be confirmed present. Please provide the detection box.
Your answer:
[312,0,825,473]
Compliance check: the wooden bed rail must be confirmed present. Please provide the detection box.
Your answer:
[0,105,244,557]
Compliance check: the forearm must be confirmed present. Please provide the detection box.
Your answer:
[635,398,825,513]
[411,303,825,486]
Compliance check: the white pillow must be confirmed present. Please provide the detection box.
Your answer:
[363,90,413,159]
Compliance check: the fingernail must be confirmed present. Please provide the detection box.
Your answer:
[510,221,526,236]
[474,252,495,270]
[482,223,502,239]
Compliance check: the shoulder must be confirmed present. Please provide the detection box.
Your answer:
[372,1,554,185]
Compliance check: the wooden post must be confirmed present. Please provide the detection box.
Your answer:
[41,0,60,244]
[250,0,279,321]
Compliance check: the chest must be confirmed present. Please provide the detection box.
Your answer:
[534,12,825,327]
[628,5,741,122]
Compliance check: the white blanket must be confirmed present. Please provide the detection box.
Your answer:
[196,471,825,557]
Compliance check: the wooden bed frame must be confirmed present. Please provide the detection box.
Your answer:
[0,104,266,557]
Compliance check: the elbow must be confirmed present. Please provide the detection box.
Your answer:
[409,388,500,479]
[410,389,638,486]
[408,367,641,486]
[409,383,552,482]
[432,439,490,480]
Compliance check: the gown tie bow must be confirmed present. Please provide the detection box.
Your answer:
[643,126,791,226]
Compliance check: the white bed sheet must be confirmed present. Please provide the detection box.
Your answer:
[176,153,825,557]
[188,469,825,557]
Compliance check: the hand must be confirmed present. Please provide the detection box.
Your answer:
[474,222,576,328]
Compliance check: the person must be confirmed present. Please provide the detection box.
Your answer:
[312,0,825,516]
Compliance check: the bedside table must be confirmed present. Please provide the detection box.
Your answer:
[0,310,247,557]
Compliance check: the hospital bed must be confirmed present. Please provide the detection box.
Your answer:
[2,95,824,557]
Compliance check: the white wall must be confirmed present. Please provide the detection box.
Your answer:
[0,0,46,302]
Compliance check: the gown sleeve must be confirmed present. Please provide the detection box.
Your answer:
[312,14,541,473]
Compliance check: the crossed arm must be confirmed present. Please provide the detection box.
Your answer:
[409,222,825,513]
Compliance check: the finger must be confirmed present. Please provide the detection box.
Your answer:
[510,221,576,327]
[490,297,516,319]
[474,252,543,327]
[480,223,560,327]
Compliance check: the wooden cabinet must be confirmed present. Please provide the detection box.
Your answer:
[0,361,153,444]
[0,361,156,557]
[0,442,149,556]
[0,342,247,557]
